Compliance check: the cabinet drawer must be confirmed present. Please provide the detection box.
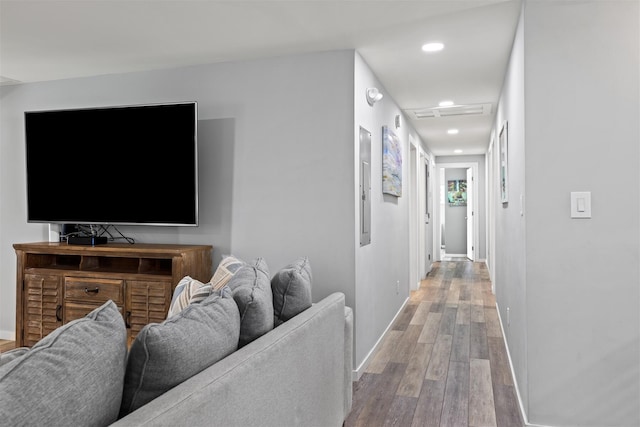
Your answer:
[65,302,124,323]
[65,277,124,304]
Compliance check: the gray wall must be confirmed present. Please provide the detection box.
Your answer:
[493,1,640,425]
[0,50,357,338]
[0,50,429,377]
[443,168,467,254]
[493,2,529,415]
[353,53,430,371]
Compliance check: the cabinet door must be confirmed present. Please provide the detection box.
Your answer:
[23,273,62,346]
[125,280,171,345]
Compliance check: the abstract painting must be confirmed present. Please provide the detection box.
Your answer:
[447,179,467,206]
[382,126,402,197]
[500,121,509,204]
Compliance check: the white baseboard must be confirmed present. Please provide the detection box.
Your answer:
[0,330,15,341]
[353,297,409,381]
[495,302,554,427]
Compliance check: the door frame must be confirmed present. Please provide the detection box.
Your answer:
[434,162,479,262]
[487,135,496,291]
[409,141,419,290]
[466,167,474,260]
[409,138,432,291]
[419,152,432,279]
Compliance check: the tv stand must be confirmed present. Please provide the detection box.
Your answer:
[14,242,212,347]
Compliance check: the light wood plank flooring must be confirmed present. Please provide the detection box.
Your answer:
[0,339,16,352]
[346,260,524,427]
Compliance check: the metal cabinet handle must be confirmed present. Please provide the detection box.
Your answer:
[56,305,62,322]
[84,287,100,294]
[125,311,131,329]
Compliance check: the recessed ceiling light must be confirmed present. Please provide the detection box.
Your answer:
[439,100,454,107]
[454,149,463,154]
[447,129,459,135]
[422,42,444,53]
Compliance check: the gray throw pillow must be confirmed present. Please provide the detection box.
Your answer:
[226,257,274,347]
[119,288,240,417]
[0,301,127,426]
[271,257,313,325]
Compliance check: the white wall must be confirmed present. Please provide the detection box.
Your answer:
[492,1,640,425]
[524,1,639,425]
[353,53,428,372]
[492,0,529,414]
[0,50,357,338]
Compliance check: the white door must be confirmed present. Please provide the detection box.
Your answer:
[423,158,432,275]
[466,168,474,260]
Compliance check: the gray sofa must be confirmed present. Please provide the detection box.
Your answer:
[114,291,353,426]
[0,292,352,426]
[0,255,353,426]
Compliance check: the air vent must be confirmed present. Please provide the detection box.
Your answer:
[406,103,492,119]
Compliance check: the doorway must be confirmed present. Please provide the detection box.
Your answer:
[435,162,479,262]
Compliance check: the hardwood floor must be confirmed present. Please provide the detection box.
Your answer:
[0,339,16,352]
[346,260,524,427]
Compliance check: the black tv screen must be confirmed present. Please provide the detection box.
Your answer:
[25,102,198,226]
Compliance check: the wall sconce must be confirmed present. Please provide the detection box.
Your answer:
[366,87,383,106]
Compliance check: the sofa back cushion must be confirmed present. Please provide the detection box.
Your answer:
[271,257,313,325]
[119,289,240,416]
[0,347,28,367]
[0,301,127,426]
[226,257,274,347]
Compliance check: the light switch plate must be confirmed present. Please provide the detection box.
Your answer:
[571,192,591,218]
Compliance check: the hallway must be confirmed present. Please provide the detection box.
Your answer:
[346,261,524,427]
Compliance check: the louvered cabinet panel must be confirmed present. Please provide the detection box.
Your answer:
[23,273,62,346]
[125,279,172,346]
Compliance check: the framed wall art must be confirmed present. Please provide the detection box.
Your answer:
[499,121,509,204]
[447,179,467,206]
[382,126,402,197]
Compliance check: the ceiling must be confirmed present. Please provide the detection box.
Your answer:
[0,0,521,156]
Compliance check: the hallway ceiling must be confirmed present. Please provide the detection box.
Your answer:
[0,0,521,156]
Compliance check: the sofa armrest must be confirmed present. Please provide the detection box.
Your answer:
[343,305,353,417]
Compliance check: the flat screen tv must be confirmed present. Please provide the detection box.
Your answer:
[25,102,198,226]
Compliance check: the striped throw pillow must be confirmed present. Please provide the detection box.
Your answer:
[210,256,245,290]
[167,276,207,318]
[189,283,213,305]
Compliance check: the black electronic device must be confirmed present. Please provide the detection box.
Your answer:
[59,224,78,242]
[67,235,109,246]
[24,102,198,226]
